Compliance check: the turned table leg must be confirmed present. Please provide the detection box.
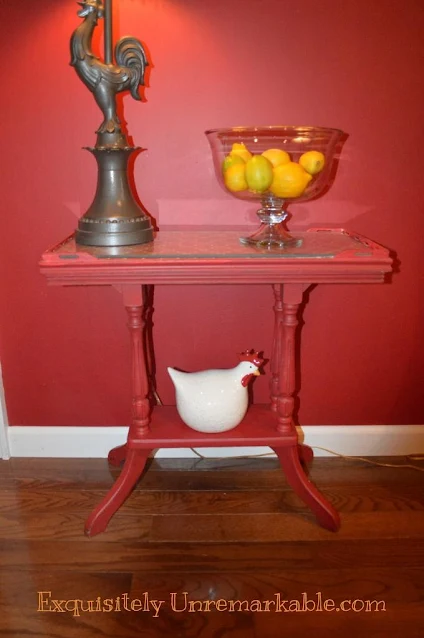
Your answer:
[270,284,283,412]
[272,283,313,467]
[125,286,152,437]
[274,283,303,435]
[272,283,340,531]
[85,285,153,536]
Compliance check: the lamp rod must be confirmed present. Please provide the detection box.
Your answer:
[104,0,113,64]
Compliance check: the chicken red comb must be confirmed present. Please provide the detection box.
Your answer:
[238,350,264,367]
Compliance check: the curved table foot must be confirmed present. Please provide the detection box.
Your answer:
[85,448,152,537]
[298,443,314,465]
[272,445,340,532]
[108,443,128,467]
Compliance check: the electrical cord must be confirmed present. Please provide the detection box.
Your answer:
[310,446,424,472]
[188,446,424,472]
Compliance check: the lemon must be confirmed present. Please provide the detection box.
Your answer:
[224,163,248,192]
[222,153,245,173]
[270,162,313,198]
[230,142,252,163]
[245,155,274,193]
[299,150,325,175]
[261,148,291,168]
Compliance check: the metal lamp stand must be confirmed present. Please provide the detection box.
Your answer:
[70,0,154,247]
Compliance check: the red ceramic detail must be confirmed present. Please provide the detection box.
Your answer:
[238,349,264,367]
[241,373,254,387]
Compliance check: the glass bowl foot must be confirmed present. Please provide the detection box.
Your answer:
[239,209,302,249]
[240,224,302,248]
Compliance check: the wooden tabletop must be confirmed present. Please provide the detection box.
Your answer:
[40,228,393,285]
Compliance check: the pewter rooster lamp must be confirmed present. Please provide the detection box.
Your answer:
[71,0,153,246]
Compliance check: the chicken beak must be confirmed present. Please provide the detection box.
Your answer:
[253,369,261,376]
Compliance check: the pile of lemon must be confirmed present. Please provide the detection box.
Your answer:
[222,143,325,198]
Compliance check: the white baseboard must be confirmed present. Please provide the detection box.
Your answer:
[4,424,424,459]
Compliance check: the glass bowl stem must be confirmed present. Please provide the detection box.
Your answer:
[239,196,302,248]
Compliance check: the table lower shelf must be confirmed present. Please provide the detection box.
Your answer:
[85,405,341,537]
[128,404,296,447]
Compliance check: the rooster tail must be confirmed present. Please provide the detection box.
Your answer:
[168,367,189,392]
[167,367,180,385]
[115,36,149,100]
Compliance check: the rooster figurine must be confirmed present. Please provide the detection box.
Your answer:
[70,0,148,135]
[168,351,264,433]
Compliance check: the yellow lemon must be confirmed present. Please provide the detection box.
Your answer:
[230,142,253,163]
[224,163,248,192]
[222,153,245,173]
[261,148,291,168]
[245,155,274,193]
[299,150,325,175]
[270,162,312,198]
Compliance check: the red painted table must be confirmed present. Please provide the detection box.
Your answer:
[40,228,392,536]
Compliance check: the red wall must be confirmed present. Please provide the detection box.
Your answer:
[1,0,423,427]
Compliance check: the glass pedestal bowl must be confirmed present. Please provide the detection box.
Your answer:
[205,126,344,249]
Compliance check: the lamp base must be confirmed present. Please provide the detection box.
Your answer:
[75,141,154,248]
[76,216,154,247]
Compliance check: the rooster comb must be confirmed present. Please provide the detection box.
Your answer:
[238,350,264,367]
[78,0,103,8]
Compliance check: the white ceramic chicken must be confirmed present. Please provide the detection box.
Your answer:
[168,351,264,433]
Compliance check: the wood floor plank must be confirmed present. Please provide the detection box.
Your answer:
[1,606,421,638]
[1,509,423,543]
[1,457,422,492]
[0,456,423,636]
[0,538,423,572]
[129,567,424,605]
[150,511,424,543]
[1,484,423,515]
[1,568,423,637]
[0,511,153,542]
[6,566,420,607]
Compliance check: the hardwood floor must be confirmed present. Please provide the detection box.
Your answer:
[0,455,423,637]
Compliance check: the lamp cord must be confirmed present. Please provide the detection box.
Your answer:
[188,446,424,472]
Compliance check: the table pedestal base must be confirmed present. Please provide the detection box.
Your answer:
[84,407,340,537]
[84,282,341,538]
